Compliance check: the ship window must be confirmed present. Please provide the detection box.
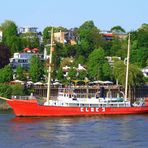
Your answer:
[91,104,98,107]
[84,104,89,107]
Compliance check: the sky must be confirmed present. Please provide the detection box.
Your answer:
[0,0,147,32]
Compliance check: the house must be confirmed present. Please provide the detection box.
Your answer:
[0,30,2,42]
[10,52,44,71]
[19,27,38,34]
[142,66,148,77]
[100,30,127,41]
[63,64,86,77]
[106,56,121,67]
[18,26,43,45]
[54,29,77,45]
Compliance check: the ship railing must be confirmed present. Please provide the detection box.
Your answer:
[53,99,130,108]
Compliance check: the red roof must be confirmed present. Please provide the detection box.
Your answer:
[32,48,39,51]
[23,48,30,52]
[32,48,39,52]
[103,33,113,37]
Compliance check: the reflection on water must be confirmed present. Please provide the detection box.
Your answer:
[0,113,148,148]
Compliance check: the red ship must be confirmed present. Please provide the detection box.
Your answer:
[1,32,148,117]
[3,92,148,117]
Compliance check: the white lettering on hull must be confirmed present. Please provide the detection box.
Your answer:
[80,107,106,113]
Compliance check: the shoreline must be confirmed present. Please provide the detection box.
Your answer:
[0,100,12,111]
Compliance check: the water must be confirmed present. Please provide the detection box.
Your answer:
[0,112,148,148]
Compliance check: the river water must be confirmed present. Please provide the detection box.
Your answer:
[0,111,148,148]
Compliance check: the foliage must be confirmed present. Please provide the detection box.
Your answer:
[67,67,77,80]
[0,19,148,87]
[87,48,107,80]
[20,32,39,49]
[16,65,26,81]
[77,70,87,80]
[0,65,13,83]
[113,61,144,87]
[130,29,148,68]
[102,62,112,80]
[11,84,24,96]
[29,55,44,82]
[60,57,74,68]
[74,55,85,66]
[1,20,20,54]
[56,68,64,82]
[78,20,102,57]
[0,84,12,98]
[111,25,126,33]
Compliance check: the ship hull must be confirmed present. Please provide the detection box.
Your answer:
[7,99,148,117]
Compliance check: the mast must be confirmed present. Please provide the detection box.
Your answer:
[46,28,54,105]
[125,33,130,100]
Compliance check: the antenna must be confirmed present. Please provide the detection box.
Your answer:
[125,33,130,100]
[46,27,54,105]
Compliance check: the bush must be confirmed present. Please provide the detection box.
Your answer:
[0,84,12,98]
[11,84,24,96]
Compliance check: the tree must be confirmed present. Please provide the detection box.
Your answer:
[77,70,87,80]
[1,20,21,54]
[102,62,112,80]
[111,25,126,33]
[0,45,11,68]
[0,65,13,83]
[16,65,26,81]
[0,84,12,98]
[87,48,106,80]
[74,55,85,66]
[60,57,74,68]
[11,84,24,96]
[67,67,77,80]
[56,67,64,82]
[130,28,148,67]
[113,61,144,88]
[29,56,44,82]
[78,20,102,57]
[20,32,39,49]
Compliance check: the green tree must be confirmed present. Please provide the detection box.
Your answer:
[56,67,64,82]
[87,48,106,80]
[102,62,112,80]
[78,20,102,57]
[130,25,148,67]
[77,70,87,80]
[16,65,26,80]
[60,57,74,68]
[11,84,24,96]
[29,56,44,82]
[0,84,12,98]
[68,67,77,80]
[111,25,126,33]
[1,20,21,54]
[0,65,13,83]
[74,55,85,66]
[20,32,39,49]
[113,61,144,87]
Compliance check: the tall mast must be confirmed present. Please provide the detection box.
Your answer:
[46,28,54,105]
[125,33,130,100]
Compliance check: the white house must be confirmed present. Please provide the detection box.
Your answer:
[142,67,148,77]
